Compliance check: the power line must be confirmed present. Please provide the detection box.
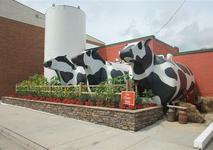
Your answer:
[155,0,186,36]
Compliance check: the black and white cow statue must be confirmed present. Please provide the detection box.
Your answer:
[120,39,195,106]
[44,55,87,85]
[71,48,132,85]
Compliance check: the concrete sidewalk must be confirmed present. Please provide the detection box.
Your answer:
[0,102,212,150]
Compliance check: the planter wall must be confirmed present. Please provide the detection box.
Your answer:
[1,97,163,131]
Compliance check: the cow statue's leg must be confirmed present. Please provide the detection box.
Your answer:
[152,96,162,105]
[86,79,92,93]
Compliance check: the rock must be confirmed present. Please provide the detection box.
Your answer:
[199,97,213,113]
[179,102,205,123]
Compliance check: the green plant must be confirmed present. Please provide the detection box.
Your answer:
[141,89,154,104]
[104,84,114,101]
[135,96,142,105]
[90,95,97,105]
[68,92,77,99]
[79,94,90,104]
[52,88,63,99]
[106,74,132,85]
[112,95,120,107]
[94,83,105,99]
[143,89,154,98]
[27,74,48,86]
[16,74,49,96]
[50,76,61,85]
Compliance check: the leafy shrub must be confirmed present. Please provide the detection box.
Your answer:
[16,74,48,96]
[135,96,143,105]
[16,74,127,108]
[112,95,120,107]
[50,76,61,85]
[143,89,154,98]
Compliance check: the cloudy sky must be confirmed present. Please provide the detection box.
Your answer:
[17,0,213,51]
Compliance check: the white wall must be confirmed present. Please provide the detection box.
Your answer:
[86,43,99,49]
[0,0,45,27]
[44,5,86,80]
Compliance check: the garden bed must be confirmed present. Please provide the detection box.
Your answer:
[8,95,157,110]
[1,96,163,131]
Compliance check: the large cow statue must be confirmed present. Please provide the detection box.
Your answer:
[71,48,132,85]
[120,39,195,106]
[44,55,87,85]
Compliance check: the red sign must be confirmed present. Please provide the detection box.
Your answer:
[121,91,135,106]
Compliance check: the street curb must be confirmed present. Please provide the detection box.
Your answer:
[0,125,48,150]
[194,122,213,150]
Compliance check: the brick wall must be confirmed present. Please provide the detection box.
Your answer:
[2,97,163,131]
[173,50,213,97]
[99,43,126,61]
[0,17,44,97]
[152,39,179,55]
[98,38,179,62]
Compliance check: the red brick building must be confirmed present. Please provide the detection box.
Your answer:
[0,0,45,97]
[173,49,213,97]
[97,35,179,62]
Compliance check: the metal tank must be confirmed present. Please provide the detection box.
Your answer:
[44,5,86,80]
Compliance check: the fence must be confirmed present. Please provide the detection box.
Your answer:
[16,80,138,97]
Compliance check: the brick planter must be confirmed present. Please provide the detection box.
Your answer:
[1,96,163,131]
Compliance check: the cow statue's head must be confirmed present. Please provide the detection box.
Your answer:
[44,55,76,71]
[120,39,153,66]
[44,55,80,85]
[71,48,105,69]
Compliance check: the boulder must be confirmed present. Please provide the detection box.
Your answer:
[179,102,205,123]
[199,97,213,113]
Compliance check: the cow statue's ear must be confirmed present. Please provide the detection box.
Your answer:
[86,50,91,56]
[93,49,98,55]
[138,41,143,50]
[144,39,152,46]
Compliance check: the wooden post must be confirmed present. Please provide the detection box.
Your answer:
[129,80,132,91]
[49,85,52,96]
[79,82,82,96]
[126,80,131,91]
[126,80,129,91]
[135,82,138,95]
[15,84,17,93]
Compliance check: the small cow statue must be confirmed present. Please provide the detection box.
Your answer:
[120,39,195,106]
[71,48,132,85]
[44,55,87,85]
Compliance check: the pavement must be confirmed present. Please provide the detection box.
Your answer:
[0,102,212,150]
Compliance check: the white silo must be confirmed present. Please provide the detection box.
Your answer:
[44,5,86,80]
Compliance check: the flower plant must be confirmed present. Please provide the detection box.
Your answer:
[14,74,157,109]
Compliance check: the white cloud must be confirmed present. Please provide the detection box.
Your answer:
[16,0,213,51]
[120,19,142,39]
[167,22,213,51]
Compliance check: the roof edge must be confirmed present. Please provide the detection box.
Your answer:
[104,35,155,48]
[86,34,105,45]
[13,0,44,15]
[154,37,178,49]
[174,48,213,56]
[86,35,155,50]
